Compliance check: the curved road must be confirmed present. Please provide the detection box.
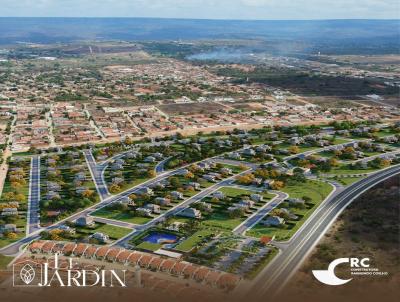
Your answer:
[248,164,400,299]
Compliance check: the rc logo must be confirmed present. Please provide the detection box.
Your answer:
[312,258,370,285]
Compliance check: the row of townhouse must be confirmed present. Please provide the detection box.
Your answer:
[29,240,240,290]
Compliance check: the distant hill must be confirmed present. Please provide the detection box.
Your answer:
[0,18,399,54]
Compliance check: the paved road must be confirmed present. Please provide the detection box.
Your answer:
[155,156,172,174]
[84,150,110,200]
[248,164,400,299]
[27,156,41,235]
[283,139,371,163]
[351,149,400,164]
[233,191,288,235]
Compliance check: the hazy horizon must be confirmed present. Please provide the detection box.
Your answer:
[0,16,399,21]
[0,0,399,20]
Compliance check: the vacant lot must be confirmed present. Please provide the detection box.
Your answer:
[157,101,226,116]
[174,229,216,252]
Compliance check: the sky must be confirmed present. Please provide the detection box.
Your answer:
[0,0,399,19]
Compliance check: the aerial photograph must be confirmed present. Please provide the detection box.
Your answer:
[0,1,398,302]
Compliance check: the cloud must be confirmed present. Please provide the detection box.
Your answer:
[0,0,398,19]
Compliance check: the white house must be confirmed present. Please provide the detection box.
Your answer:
[260,216,285,227]
[250,194,263,202]
[178,207,202,219]
[212,191,225,199]
[171,191,184,200]
[91,232,109,242]
[75,216,95,227]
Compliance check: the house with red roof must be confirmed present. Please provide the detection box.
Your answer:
[41,241,56,254]
[83,245,98,258]
[72,243,88,256]
[138,254,154,268]
[116,250,132,264]
[94,246,110,260]
[127,252,142,265]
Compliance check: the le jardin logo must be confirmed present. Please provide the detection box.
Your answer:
[13,253,127,287]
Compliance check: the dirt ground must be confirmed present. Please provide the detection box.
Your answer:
[157,101,227,116]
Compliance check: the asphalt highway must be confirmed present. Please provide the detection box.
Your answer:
[248,164,400,299]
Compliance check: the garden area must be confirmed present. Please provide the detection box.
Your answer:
[39,152,100,225]
[40,221,131,244]
[247,180,333,241]
[198,187,275,231]
[0,157,30,247]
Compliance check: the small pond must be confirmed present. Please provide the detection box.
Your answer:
[142,232,179,244]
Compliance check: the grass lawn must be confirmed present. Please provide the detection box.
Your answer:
[331,138,350,144]
[335,176,364,186]
[0,232,25,248]
[202,213,243,231]
[219,187,253,197]
[247,180,333,240]
[136,241,162,251]
[218,187,274,199]
[374,130,398,138]
[329,164,380,175]
[92,208,152,225]
[108,176,152,194]
[0,254,13,269]
[221,163,245,173]
[75,223,131,240]
[91,224,132,239]
[174,229,216,252]
[277,142,320,153]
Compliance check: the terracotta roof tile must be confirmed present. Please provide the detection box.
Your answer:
[83,245,97,257]
[116,250,132,263]
[127,252,142,265]
[160,259,176,272]
[73,243,88,256]
[62,243,76,254]
[52,242,65,253]
[148,257,163,270]
[193,266,210,281]
[183,264,198,277]
[216,273,240,289]
[95,246,110,258]
[205,270,221,285]
[171,261,188,275]
[29,241,46,252]
[138,255,154,267]
[105,248,121,261]
[41,241,56,253]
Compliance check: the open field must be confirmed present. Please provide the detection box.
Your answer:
[74,222,131,240]
[157,102,227,116]
[174,229,216,252]
[91,208,152,225]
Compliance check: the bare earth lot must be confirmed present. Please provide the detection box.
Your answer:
[157,101,227,116]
